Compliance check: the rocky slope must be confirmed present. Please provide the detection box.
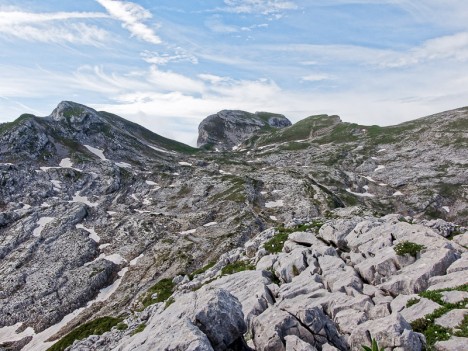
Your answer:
[197,110,291,151]
[0,102,466,351]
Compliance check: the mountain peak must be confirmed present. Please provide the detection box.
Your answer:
[50,101,98,123]
[197,109,291,151]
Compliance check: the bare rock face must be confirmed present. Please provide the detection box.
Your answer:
[118,286,248,351]
[197,110,291,151]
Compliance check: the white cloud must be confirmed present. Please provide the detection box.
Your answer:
[223,0,298,15]
[96,0,161,44]
[264,31,468,69]
[0,10,110,46]
[0,23,110,46]
[0,11,108,26]
[302,73,334,82]
[205,15,239,33]
[141,49,198,66]
[380,32,468,68]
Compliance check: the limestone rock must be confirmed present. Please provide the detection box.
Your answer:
[197,110,291,150]
[434,336,468,351]
[349,313,424,351]
[434,309,467,329]
[119,286,247,351]
[285,335,317,351]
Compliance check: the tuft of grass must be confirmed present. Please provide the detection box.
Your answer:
[221,261,255,275]
[140,278,175,309]
[189,261,216,280]
[406,298,421,308]
[46,317,123,351]
[454,314,468,337]
[266,267,281,285]
[263,222,323,254]
[264,231,289,253]
[393,241,425,257]
[165,297,176,309]
[362,337,385,351]
[116,322,128,331]
[131,323,146,336]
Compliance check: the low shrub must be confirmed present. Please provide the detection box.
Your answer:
[47,316,123,351]
[221,261,255,275]
[393,241,425,257]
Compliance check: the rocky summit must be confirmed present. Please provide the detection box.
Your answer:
[0,101,467,351]
[197,110,292,151]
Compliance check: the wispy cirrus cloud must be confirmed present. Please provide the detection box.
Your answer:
[96,0,161,44]
[0,10,108,25]
[141,49,198,66]
[0,10,110,46]
[222,0,298,15]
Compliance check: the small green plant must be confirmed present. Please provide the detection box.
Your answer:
[393,241,425,257]
[406,298,421,307]
[454,314,468,337]
[264,231,289,253]
[46,317,123,351]
[189,260,216,280]
[362,337,385,351]
[266,267,281,285]
[292,265,300,277]
[140,278,175,308]
[131,323,146,336]
[165,297,175,309]
[116,322,128,331]
[221,261,255,275]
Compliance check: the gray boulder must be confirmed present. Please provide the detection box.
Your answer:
[349,313,424,351]
[119,286,247,351]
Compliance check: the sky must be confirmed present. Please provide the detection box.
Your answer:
[0,0,467,146]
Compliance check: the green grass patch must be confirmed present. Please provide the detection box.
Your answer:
[280,141,310,151]
[406,298,421,308]
[131,323,146,336]
[189,260,216,280]
[46,316,123,351]
[116,322,128,331]
[263,222,324,254]
[62,106,84,120]
[454,314,468,337]
[0,113,35,135]
[411,284,468,350]
[221,261,255,275]
[165,297,176,309]
[140,278,175,309]
[394,241,425,257]
[264,231,290,253]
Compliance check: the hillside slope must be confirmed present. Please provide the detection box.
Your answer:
[0,103,466,351]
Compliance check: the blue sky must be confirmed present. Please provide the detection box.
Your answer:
[0,0,467,145]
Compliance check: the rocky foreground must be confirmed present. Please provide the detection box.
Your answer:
[68,208,468,351]
[0,102,467,350]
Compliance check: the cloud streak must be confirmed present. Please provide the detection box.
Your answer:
[222,0,298,15]
[0,10,110,46]
[96,0,161,44]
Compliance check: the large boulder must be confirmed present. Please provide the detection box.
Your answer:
[349,313,424,351]
[119,286,248,351]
